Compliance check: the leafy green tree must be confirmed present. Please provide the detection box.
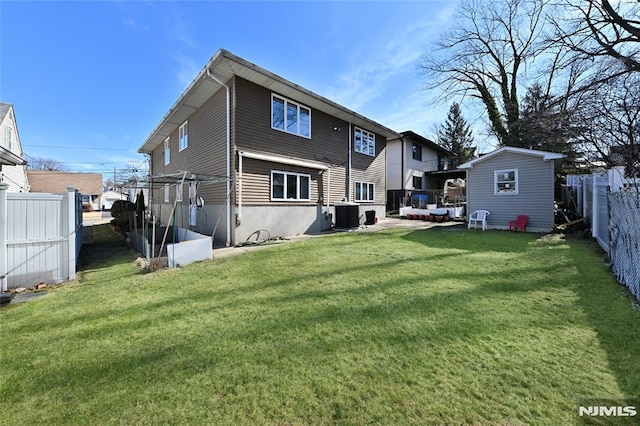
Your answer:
[437,102,475,167]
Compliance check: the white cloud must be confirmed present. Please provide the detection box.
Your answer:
[170,51,200,88]
[122,17,149,32]
[322,4,458,113]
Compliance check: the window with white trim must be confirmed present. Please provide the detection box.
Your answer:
[355,181,375,202]
[176,183,183,202]
[164,137,170,165]
[354,127,375,156]
[271,94,311,138]
[179,121,188,151]
[164,184,170,203]
[271,170,311,201]
[494,169,518,195]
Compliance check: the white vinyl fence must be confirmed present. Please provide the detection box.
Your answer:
[0,184,83,290]
[567,172,640,302]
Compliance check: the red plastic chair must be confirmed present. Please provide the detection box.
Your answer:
[509,215,528,233]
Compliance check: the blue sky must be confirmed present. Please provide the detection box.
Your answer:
[1,0,485,175]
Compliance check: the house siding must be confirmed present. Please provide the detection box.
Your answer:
[351,133,386,203]
[466,152,555,232]
[142,54,395,246]
[386,139,403,190]
[0,107,28,192]
[234,76,350,203]
[150,82,231,205]
[404,140,425,190]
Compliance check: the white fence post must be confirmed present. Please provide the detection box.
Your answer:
[0,183,8,292]
[67,186,76,281]
[592,175,598,242]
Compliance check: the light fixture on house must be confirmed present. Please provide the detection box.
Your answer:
[333,126,340,131]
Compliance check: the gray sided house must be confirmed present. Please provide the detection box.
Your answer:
[459,147,564,232]
[139,49,400,247]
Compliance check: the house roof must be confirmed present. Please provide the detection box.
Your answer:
[400,131,454,156]
[458,146,565,169]
[139,49,402,154]
[27,171,103,195]
[0,103,11,123]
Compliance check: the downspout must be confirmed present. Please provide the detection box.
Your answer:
[327,168,330,208]
[238,151,243,221]
[206,68,232,247]
[348,123,352,202]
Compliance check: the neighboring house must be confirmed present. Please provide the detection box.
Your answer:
[27,171,103,210]
[386,131,458,211]
[102,190,128,210]
[0,103,29,192]
[139,49,400,247]
[459,147,564,232]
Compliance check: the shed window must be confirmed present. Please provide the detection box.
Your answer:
[495,169,518,195]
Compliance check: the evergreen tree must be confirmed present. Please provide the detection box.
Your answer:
[437,102,475,168]
[514,83,572,153]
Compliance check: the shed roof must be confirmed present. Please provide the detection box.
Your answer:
[27,171,103,195]
[139,49,401,154]
[458,147,565,169]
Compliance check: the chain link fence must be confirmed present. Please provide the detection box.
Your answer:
[608,191,640,302]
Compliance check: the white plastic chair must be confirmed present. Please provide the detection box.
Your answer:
[468,210,490,231]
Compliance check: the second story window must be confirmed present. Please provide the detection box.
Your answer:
[272,94,311,138]
[164,137,170,165]
[412,143,422,161]
[354,127,375,156]
[179,121,188,151]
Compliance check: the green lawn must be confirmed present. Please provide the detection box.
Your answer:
[1,224,638,425]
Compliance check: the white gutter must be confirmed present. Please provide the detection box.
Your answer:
[239,150,329,170]
[206,68,232,247]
